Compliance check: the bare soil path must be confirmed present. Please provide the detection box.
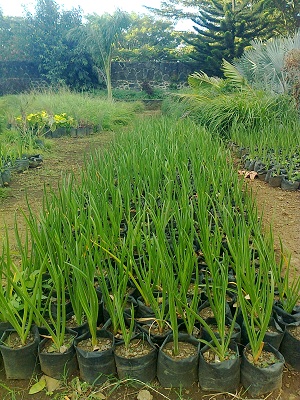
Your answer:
[246,178,300,276]
[0,129,299,400]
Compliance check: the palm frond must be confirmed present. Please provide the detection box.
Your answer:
[188,71,224,90]
[233,29,300,93]
[222,59,250,89]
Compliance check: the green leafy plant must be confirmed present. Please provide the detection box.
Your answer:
[226,220,275,362]
[0,234,45,346]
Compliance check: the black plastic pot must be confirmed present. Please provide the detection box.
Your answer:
[157,333,200,388]
[280,178,299,191]
[198,300,232,320]
[1,169,11,186]
[198,341,240,392]
[50,298,73,318]
[0,325,40,379]
[123,296,139,317]
[28,154,43,168]
[244,159,255,171]
[273,304,300,326]
[52,127,67,138]
[136,293,168,319]
[264,317,284,350]
[279,322,300,371]
[14,158,30,173]
[265,169,273,183]
[240,342,284,397]
[257,169,268,181]
[0,322,13,338]
[38,329,78,379]
[114,332,157,383]
[254,160,265,172]
[75,330,116,385]
[268,174,283,188]
[102,318,138,344]
[66,317,89,338]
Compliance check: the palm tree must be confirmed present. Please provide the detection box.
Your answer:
[233,29,300,96]
[82,10,130,101]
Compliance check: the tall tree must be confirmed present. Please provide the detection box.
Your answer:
[115,13,185,61]
[149,1,276,75]
[264,0,300,35]
[0,14,28,61]
[24,0,97,88]
[188,0,272,75]
[81,10,130,101]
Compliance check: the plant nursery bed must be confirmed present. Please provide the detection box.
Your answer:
[0,127,299,400]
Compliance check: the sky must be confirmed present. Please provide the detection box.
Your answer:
[0,0,195,30]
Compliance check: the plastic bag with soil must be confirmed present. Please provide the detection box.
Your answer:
[0,325,41,379]
[279,321,300,371]
[38,329,78,379]
[157,333,200,388]
[198,341,240,392]
[75,329,116,384]
[273,303,300,326]
[114,332,157,384]
[241,342,284,397]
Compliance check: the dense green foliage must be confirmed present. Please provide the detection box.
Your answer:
[115,13,186,61]
[0,1,187,91]
[149,0,299,75]
[1,114,298,361]
[23,1,98,89]
[186,0,272,75]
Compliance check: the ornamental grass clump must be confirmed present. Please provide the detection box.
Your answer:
[4,88,143,132]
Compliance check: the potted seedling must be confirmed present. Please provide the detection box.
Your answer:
[228,222,284,397]
[0,237,43,379]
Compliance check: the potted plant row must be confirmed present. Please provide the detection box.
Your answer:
[1,117,298,396]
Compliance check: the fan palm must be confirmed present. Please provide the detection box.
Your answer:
[233,29,300,94]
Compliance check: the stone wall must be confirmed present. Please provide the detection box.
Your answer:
[0,61,42,95]
[0,60,194,95]
[111,61,193,90]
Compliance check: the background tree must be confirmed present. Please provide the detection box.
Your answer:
[149,0,286,75]
[80,10,131,101]
[0,14,28,61]
[114,13,186,61]
[23,0,97,89]
[264,0,300,35]
[188,0,272,75]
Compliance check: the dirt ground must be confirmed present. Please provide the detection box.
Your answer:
[0,129,299,400]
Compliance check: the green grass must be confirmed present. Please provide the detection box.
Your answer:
[0,87,145,132]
